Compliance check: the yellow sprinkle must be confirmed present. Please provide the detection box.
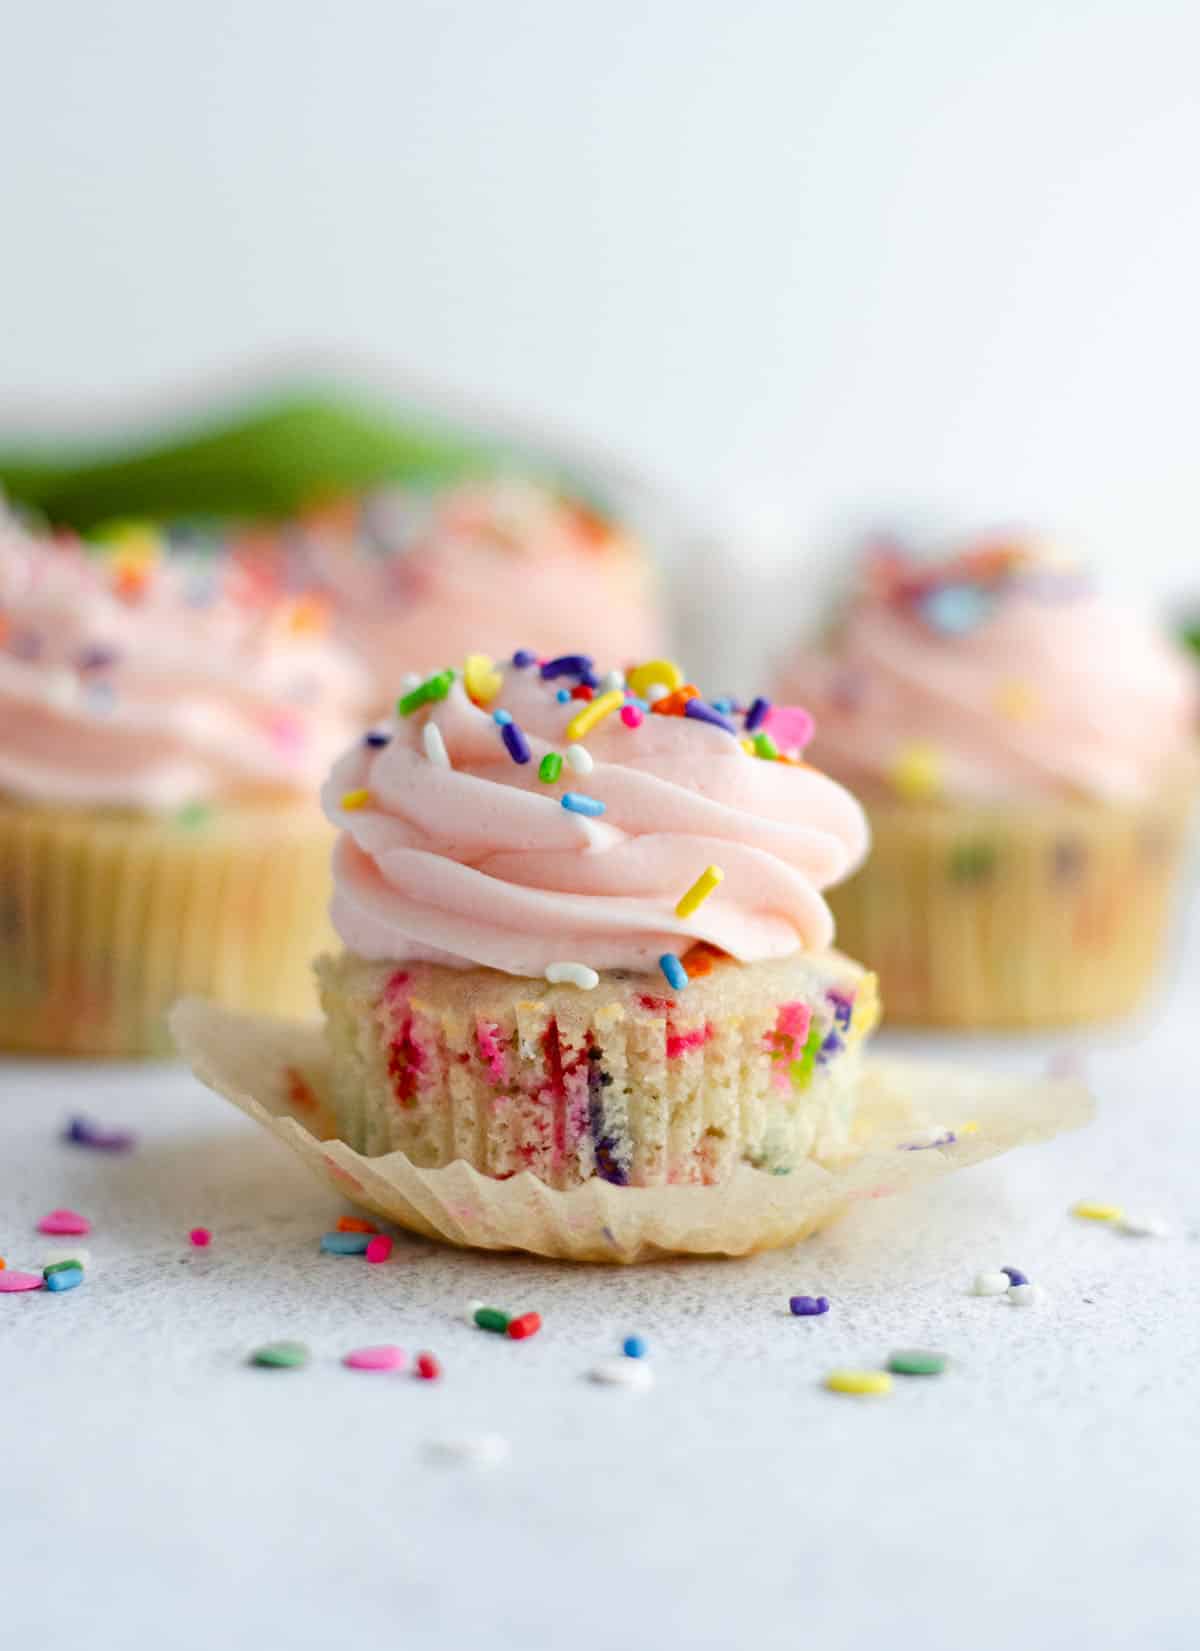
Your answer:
[825,1369,892,1397]
[889,741,943,803]
[739,737,756,756]
[996,679,1038,721]
[340,788,370,811]
[1072,1201,1123,1222]
[675,864,725,920]
[464,653,503,705]
[565,688,625,743]
[627,658,684,699]
[959,1119,980,1135]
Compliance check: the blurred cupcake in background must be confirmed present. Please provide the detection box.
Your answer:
[0,509,367,1055]
[236,476,664,710]
[774,535,1199,1027]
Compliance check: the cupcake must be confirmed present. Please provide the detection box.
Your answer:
[233,477,665,712]
[0,510,367,1055]
[315,651,878,1187]
[775,537,1199,1026]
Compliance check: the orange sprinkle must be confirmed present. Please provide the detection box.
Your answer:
[336,1217,379,1234]
[651,684,700,717]
[0,1257,6,1270]
[682,942,728,979]
[114,564,151,601]
[282,594,331,637]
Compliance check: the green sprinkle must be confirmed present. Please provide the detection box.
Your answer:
[538,751,563,784]
[175,802,212,830]
[397,669,455,716]
[949,840,997,882]
[753,732,779,761]
[250,1340,310,1369]
[43,1260,84,1278]
[473,1307,510,1333]
[788,1023,824,1093]
[886,1350,947,1376]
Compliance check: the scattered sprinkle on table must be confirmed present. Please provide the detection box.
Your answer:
[1008,1283,1043,1306]
[0,1271,45,1293]
[1118,1213,1169,1238]
[658,953,688,991]
[344,1345,406,1371]
[38,1209,90,1237]
[337,1217,377,1234]
[507,1312,541,1340]
[464,1299,485,1325]
[250,1341,309,1369]
[675,864,724,919]
[45,1265,83,1293]
[64,1116,135,1152]
[1001,1267,1028,1287]
[43,1248,90,1270]
[973,1272,1011,1296]
[887,1350,947,1376]
[545,962,599,990]
[590,1359,655,1390]
[622,1336,648,1359]
[365,1235,393,1263]
[427,1434,510,1468]
[320,1231,371,1255]
[474,1307,510,1334]
[189,1227,212,1248]
[1072,1201,1123,1222]
[825,1370,892,1396]
[789,1295,829,1317]
[415,1352,441,1381]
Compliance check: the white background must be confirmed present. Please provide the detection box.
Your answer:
[4,0,1200,631]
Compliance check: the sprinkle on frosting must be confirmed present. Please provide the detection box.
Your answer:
[545,962,600,990]
[340,788,370,811]
[675,865,725,920]
[423,723,451,769]
[565,689,624,743]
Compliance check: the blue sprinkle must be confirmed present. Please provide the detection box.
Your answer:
[1002,1267,1028,1287]
[683,700,738,735]
[658,953,688,991]
[622,1336,648,1359]
[492,708,513,725]
[512,649,537,668]
[364,731,391,748]
[711,697,734,714]
[561,792,605,817]
[744,696,771,732]
[920,584,994,636]
[501,721,531,764]
[45,1266,84,1293]
[789,1295,829,1317]
[320,1232,371,1255]
[555,688,571,703]
[626,696,649,712]
[540,653,594,681]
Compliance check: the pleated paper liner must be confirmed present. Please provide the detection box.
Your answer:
[171,997,1093,1263]
[0,800,337,1056]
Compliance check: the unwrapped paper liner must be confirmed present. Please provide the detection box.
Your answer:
[171,997,1093,1262]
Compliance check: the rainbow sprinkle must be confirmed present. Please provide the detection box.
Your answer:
[561,792,605,818]
[675,865,724,919]
[501,722,531,764]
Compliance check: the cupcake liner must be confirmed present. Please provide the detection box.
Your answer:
[170,996,1093,1262]
[0,802,336,1056]
[828,767,1197,1027]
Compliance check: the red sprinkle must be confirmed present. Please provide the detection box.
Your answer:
[189,1227,212,1248]
[415,1351,441,1380]
[570,683,594,701]
[507,1312,542,1340]
[620,704,644,729]
[337,1217,378,1234]
[365,1235,393,1264]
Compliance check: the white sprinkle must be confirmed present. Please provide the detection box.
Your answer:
[400,672,421,692]
[564,743,594,775]
[423,722,451,768]
[545,962,600,991]
[589,1359,655,1389]
[1118,1213,1169,1238]
[645,683,670,704]
[464,1299,485,1325]
[1008,1283,1043,1306]
[42,1247,91,1270]
[972,1271,1010,1296]
[426,1433,510,1468]
[599,669,625,693]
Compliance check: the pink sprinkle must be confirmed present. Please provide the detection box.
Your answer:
[620,704,644,729]
[475,1020,508,1083]
[365,1235,393,1264]
[189,1227,212,1248]
[344,1345,406,1371]
[762,704,815,754]
[268,711,306,753]
[665,1023,715,1060]
[37,1209,90,1236]
[0,1271,45,1293]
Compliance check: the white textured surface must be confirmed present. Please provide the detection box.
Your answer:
[3,916,1199,1651]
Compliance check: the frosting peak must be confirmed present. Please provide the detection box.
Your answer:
[323,655,869,974]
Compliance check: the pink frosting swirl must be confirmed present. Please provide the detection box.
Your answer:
[776,541,1198,803]
[323,659,869,973]
[0,513,368,810]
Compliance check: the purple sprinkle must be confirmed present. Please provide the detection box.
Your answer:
[539,654,594,681]
[817,1029,843,1065]
[789,1295,829,1316]
[900,1130,957,1151]
[77,645,117,672]
[744,696,771,732]
[683,700,738,735]
[65,1115,136,1153]
[501,721,531,764]
[1002,1267,1028,1287]
[512,649,537,668]
[827,989,853,1031]
[364,731,391,748]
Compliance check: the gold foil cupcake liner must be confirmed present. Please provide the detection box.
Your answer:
[171,996,1092,1262]
[0,802,336,1056]
[828,769,1196,1027]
